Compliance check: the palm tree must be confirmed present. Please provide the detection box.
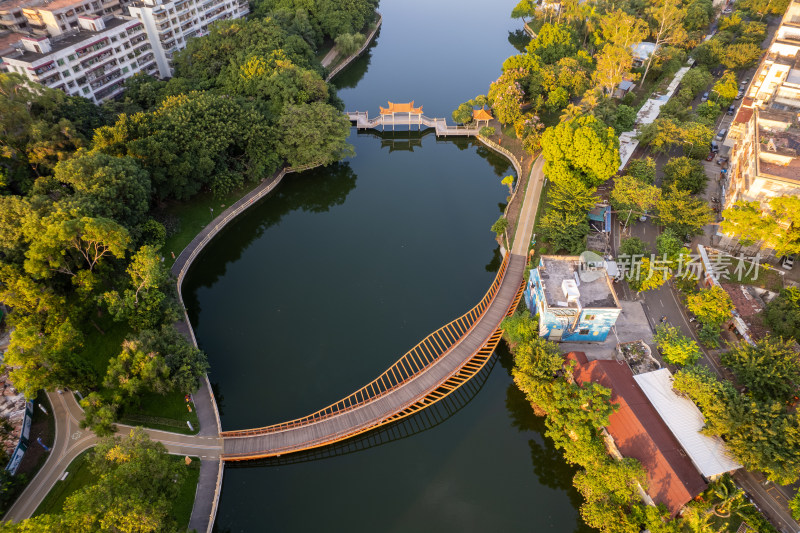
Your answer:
[560,103,583,121]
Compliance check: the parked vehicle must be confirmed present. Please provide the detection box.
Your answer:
[701,92,709,102]
[735,90,744,100]
[783,255,795,270]
[717,156,728,165]
[711,141,719,153]
[706,152,715,161]
[727,104,736,115]
[716,128,727,140]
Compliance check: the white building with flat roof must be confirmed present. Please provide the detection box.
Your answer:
[1,15,155,102]
[128,0,247,78]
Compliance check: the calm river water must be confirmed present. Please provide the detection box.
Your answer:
[182,0,588,530]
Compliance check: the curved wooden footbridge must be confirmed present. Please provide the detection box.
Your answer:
[221,251,526,460]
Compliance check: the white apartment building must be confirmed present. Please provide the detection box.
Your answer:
[0,0,40,32]
[128,0,247,77]
[723,0,800,209]
[22,0,130,37]
[2,15,156,102]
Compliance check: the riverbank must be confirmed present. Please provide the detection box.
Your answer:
[323,12,383,81]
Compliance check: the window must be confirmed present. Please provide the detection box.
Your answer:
[579,328,590,335]
[82,87,90,94]
[584,314,595,321]
[68,54,75,61]
[122,66,128,73]
[67,80,75,88]
[57,58,65,66]
[62,70,70,77]
[73,66,81,73]
[111,36,117,42]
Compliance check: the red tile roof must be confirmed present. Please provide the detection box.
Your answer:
[565,352,707,516]
[734,107,754,125]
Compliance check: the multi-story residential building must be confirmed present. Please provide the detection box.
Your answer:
[0,30,26,70]
[128,0,248,77]
[22,0,130,37]
[1,15,156,102]
[719,0,800,257]
[524,255,622,342]
[0,0,40,33]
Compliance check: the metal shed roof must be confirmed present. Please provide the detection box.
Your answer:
[633,368,742,479]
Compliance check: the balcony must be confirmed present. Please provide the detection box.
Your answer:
[129,33,148,45]
[94,80,124,100]
[75,38,109,57]
[81,49,113,69]
[89,68,121,90]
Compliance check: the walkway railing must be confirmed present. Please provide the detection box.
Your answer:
[221,252,512,439]
[325,12,383,82]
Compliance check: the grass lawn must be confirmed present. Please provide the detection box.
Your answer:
[34,449,96,516]
[160,184,253,268]
[119,389,199,435]
[174,458,201,531]
[78,314,132,377]
[34,450,200,531]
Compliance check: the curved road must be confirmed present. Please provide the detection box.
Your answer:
[3,390,221,523]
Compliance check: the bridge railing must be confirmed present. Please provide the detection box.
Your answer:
[221,252,511,439]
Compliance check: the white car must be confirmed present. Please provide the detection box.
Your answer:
[783,255,795,270]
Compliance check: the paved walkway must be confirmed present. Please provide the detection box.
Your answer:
[3,391,222,523]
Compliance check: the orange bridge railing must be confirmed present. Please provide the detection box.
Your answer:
[221,253,512,439]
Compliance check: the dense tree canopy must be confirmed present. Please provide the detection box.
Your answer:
[541,115,620,188]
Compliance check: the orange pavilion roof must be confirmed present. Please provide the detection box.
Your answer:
[380,101,423,115]
[472,108,493,121]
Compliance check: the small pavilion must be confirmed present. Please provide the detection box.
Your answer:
[379,101,424,130]
[472,107,493,128]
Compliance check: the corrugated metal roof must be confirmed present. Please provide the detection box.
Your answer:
[566,353,707,516]
[633,369,742,479]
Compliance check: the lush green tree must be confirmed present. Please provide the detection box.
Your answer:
[573,457,648,505]
[538,208,589,254]
[713,70,739,102]
[253,0,377,42]
[172,18,316,85]
[687,286,733,327]
[104,339,170,403]
[679,68,712,98]
[276,102,354,168]
[93,92,279,200]
[721,198,800,257]
[0,196,33,258]
[656,228,687,262]
[721,337,800,403]
[488,68,527,125]
[662,157,707,194]
[491,216,509,238]
[334,32,364,56]
[511,0,537,23]
[640,0,687,85]
[619,237,647,257]
[628,256,671,293]
[656,186,714,237]
[720,42,762,70]
[626,158,656,184]
[527,23,577,64]
[79,392,118,437]
[610,175,661,215]
[103,245,175,331]
[53,150,151,229]
[132,325,209,394]
[696,100,721,120]
[654,323,702,366]
[636,117,683,154]
[764,287,800,343]
[681,121,714,158]
[547,174,597,214]
[612,105,636,134]
[737,0,791,16]
[541,115,620,188]
[684,0,714,32]
[791,489,800,521]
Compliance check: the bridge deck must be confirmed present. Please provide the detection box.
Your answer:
[347,111,480,136]
[222,253,525,459]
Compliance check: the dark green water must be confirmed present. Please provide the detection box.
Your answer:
[182,0,586,530]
